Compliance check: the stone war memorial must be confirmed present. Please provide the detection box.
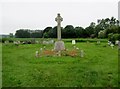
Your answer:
[35,13,81,57]
[54,13,65,51]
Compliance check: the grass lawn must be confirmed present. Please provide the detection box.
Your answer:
[2,39,118,87]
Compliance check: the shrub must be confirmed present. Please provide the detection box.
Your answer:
[2,38,8,43]
[108,33,120,44]
[108,33,113,40]
[113,34,120,41]
[98,30,106,38]
[9,39,14,43]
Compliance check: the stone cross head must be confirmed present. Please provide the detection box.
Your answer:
[55,13,63,25]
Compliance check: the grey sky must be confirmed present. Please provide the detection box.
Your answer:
[1,0,119,34]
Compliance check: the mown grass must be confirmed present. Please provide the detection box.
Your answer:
[2,40,118,87]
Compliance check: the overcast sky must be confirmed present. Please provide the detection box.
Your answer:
[0,0,120,34]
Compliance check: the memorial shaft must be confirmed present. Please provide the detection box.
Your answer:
[57,22,61,40]
[55,13,63,40]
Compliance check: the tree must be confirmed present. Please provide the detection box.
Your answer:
[43,27,52,33]
[31,30,43,38]
[85,26,95,37]
[9,33,14,38]
[98,30,106,38]
[15,29,30,38]
[62,25,75,38]
[48,26,57,38]
[74,27,84,38]
[43,27,52,38]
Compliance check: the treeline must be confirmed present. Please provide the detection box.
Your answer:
[15,17,120,40]
[15,30,43,38]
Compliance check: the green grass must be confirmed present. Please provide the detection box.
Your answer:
[0,43,2,88]
[2,39,118,87]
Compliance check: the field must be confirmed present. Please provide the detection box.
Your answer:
[2,39,119,87]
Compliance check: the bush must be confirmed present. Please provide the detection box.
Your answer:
[2,38,8,43]
[113,34,120,40]
[108,33,113,40]
[108,33,120,44]
[98,30,106,38]
[1,38,14,43]
[9,39,14,43]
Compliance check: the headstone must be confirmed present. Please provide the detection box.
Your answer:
[110,44,114,49]
[49,40,54,44]
[14,41,19,46]
[76,47,79,50]
[115,40,119,45]
[18,41,21,44]
[43,40,54,44]
[40,48,43,52]
[108,41,112,46]
[5,41,9,44]
[36,51,39,57]
[72,40,76,45]
[43,46,46,50]
[43,41,48,44]
[80,50,84,57]
[36,41,39,44]
[54,13,65,51]
[73,46,76,49]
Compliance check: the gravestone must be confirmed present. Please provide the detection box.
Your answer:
[36,51,39,57]
[5,41,9,44]
[54,13,65,51]
[80,50,84,57]
[72,40,76,45]
[43,46,46,50]
[43,40,54,44]
[115,40,119,45]
[110,44,114,49]
[40,48,42,52]
[108,41,112,46]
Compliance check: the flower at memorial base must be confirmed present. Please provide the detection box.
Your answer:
[43,50,55,56]
[68,50,77,57]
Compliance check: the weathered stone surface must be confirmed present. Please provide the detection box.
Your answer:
[54,41,65,51]
[54,13,65,52]
[72,40,76,45]
[55,13,63,40]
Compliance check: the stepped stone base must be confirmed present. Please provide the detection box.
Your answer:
[54,41,65,51]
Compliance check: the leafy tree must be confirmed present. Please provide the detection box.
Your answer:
[15,29,30,38]
[43,27,52,38]
[85,26,95,37]
[74,27,84,38]
[62,25,75,38]
[31,30,43,38]
[98,30,106,38]
[9,33,14,38]
[108,33,120,44]
[48,26,57,38]
[43,27,52,33]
